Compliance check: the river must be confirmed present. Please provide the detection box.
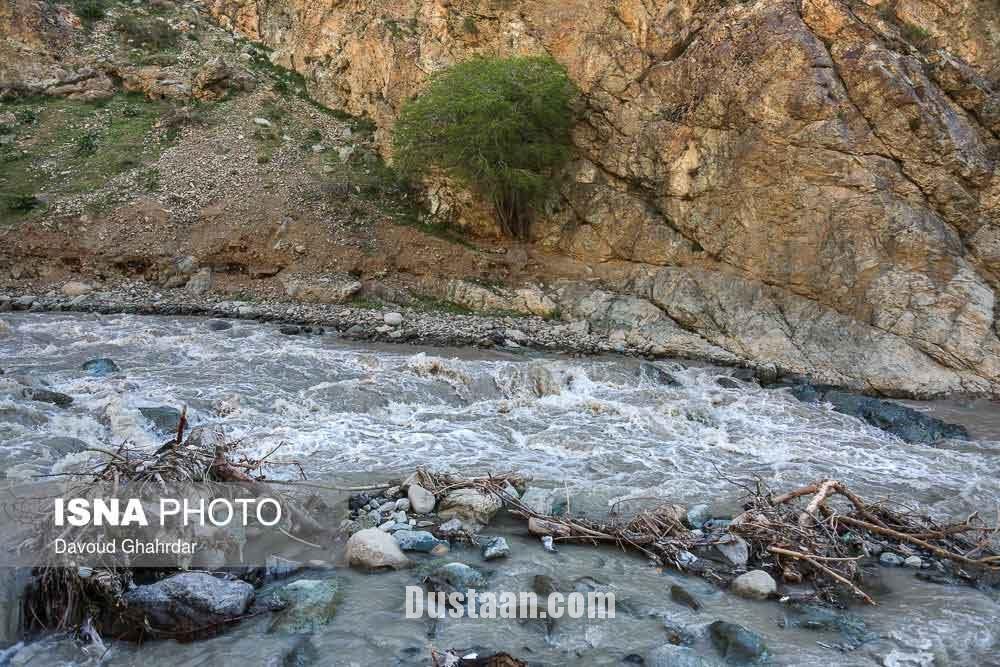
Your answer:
[1,312,998,665]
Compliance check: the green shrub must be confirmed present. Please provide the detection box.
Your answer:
[75,132,99,155]
[73,0,107,23]
[393,55,576,238]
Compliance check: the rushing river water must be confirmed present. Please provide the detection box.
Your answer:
[1,313,999,666]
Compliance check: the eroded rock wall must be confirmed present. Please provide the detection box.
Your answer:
[213,1,1000,394]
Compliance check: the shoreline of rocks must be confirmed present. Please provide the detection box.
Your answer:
[0,286,633,358]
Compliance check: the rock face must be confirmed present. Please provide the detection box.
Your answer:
[206,0,1000,399]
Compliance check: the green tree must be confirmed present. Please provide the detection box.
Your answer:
[393,55,576,239]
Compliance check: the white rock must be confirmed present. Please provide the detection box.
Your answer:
[383,312,403,327]
[253,117,272,127]
[730,570,777,600]
[61,281,94,297]
[408,484,436,514]
[346,528,409,570]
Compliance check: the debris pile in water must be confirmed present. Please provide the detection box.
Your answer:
[428,471,1000,605]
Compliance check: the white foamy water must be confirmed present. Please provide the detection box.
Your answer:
[2,312,1000,666]
[1,312,998,519]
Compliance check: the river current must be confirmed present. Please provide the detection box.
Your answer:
[1,313,998,666]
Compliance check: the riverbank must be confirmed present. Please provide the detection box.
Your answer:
[0,282,711,361]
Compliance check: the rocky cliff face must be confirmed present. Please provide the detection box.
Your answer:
[203,0,1000,397]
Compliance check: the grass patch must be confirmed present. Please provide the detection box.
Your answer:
[0,93,175,224]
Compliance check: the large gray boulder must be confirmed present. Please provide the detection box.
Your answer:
[120,572,254,637]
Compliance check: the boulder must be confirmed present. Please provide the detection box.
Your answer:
[186,268,213,295]
[407,484,436,514]
[789,386,969,443]
[669,584,702,611]
[21,387,72,407]
[207,320,233,331]
[268,578,339,634]
[345,528,409,570]
[425,563,486,596]
[120,572,254,637]
[82,358,119,376]
[730,570,776,600]
[282,276,362,304]
[383,312,403,327]
[480,536,510,561]
[437,488,502,529]
[392,530,447,553]
[138,406,182,434]
[61,281,93,297]
[708,621,767,664]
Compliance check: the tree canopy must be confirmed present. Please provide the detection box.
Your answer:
[393,55,576,239]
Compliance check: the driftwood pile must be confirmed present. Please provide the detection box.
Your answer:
[19,416,327,636]
[416,469,1000,605]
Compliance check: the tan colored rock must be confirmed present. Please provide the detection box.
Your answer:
[437,488,502,529]
[345,528,410,570]
[61,281,94,297]
[282,275,362,304]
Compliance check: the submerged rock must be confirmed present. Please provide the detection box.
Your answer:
[670,584,702,611]
[708,620,767,663]
[648,644,721,667]
[789,385,969,443]
[138,406,182,434]
[20,387,72,407]
[82,358,120,376]
[269,578,339,634]
[426,563,486,596]
[346,528,410,570]
[120,572,254,637]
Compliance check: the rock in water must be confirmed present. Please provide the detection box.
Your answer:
[647,644,721,667]
[20,387,73,407]
[407,484,436,514]
[269,578,339,634]
[120,572,254,637]
[138,406,182,434]
[82,358,119,376]
[670,584,702,611]
[481,536,511,560]
[708,621,767,663]
[730,570,777,600]
[426,563,486,596]
[437,487,502,529]
[346,528,410,570]
[393,530,447,553]
[789,385,969,443]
